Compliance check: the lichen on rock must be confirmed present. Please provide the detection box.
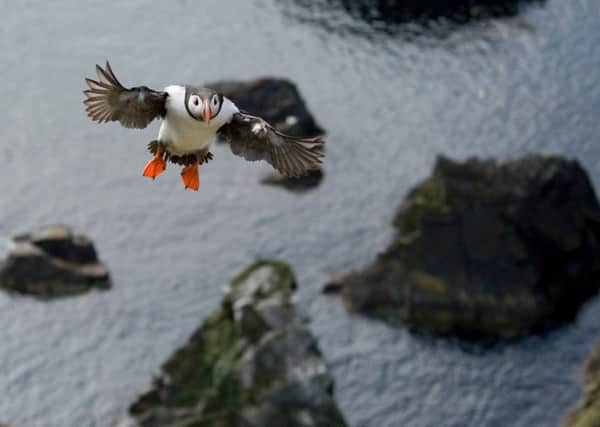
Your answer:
[127,260,347,427]
[328,154,600,337]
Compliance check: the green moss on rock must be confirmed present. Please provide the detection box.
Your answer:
[131,304,241,415]
[130,260,348,427]
[397,174,449,235]
[230,260,296,297]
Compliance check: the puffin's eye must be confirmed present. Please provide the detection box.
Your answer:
[212,96,219,107]
[192,97,199,106]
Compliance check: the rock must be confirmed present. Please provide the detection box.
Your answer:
[563,342,600,427]
[127,260,348,427]
[328,154,600,337]
[0,225,110,298]
[209,78,325,192]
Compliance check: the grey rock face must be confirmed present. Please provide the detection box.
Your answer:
[329,155,600,337]
[0,225,110,298]
[126,260,347,427]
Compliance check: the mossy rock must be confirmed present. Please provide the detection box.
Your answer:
[331,154,600,337]
[129,260,347,427]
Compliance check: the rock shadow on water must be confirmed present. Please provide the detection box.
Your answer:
[277,0,547,36]
[325,154,600,340]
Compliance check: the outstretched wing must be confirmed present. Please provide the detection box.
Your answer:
[218,112,324,177]
[83,62,167,129]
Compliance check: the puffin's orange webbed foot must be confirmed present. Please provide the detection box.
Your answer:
[142,151,166,180]
[180,161,200,191]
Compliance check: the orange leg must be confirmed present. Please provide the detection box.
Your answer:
[180,160,200,191]
[142,148,167,179]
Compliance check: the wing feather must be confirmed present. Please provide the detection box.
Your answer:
[218,112,324,177]
[83,62,167,129]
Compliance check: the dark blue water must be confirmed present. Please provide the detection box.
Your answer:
[0,1,599,426]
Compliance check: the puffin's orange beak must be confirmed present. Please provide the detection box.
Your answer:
[204,100,211,124]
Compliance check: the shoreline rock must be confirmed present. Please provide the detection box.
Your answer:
[127,260,348,427]
[327,154,600,337]
[0,225,110,298]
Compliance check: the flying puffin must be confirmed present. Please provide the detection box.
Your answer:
[83,62,324,191]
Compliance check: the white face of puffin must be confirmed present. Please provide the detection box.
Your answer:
[183,87,222,127]
[163,85,239,132]
[186,93,221,121]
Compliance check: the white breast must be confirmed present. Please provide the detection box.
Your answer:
[157,85,239,155]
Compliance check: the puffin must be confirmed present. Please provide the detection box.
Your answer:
[83,62,324,191]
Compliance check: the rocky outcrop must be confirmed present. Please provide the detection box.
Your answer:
[0,225,110,298]
[126,261,347,427]
[210,78,325,191]
[328,155,600,337]
[563,342,600,427]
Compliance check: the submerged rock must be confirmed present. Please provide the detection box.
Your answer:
[127,260,347,427]
[563,342,600,427]
[328,155,600,337]
[0,225,110,298]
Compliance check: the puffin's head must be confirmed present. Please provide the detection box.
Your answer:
[185,87,223,124]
